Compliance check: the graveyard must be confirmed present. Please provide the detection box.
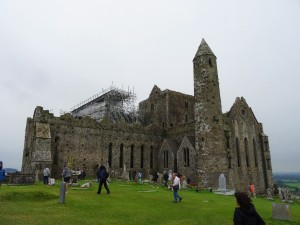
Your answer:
[0,180,300,225]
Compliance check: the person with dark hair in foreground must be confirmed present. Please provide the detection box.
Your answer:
[233,192,265,225]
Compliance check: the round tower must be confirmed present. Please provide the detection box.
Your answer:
[193,39,227,188]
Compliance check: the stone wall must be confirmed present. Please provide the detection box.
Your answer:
[22,106,164,180]
[226,97,273,193]
[139,85,194,129]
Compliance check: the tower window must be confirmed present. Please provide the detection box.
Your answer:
[185,101,188,109]
[151,104,154,111]
[209,58,213,67]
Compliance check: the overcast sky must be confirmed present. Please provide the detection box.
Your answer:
[0,0,299,173]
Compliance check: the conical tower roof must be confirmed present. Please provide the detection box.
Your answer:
[194,39,216,59]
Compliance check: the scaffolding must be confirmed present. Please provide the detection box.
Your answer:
[70,85,137,123]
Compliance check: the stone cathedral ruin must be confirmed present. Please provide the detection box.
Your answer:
[21,39,273,192]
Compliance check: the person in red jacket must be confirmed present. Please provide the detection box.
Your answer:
[249,183,256,198]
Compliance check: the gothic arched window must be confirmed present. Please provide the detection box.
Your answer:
[236,138,241,167]
[163,150,168,168]
[108,143,113,168]
[130,144,134,168]
[119,144,124,168]
[150,146,153,169]
[140,145,144,168]
[245,138,250,167]
[184,148,190,167]
[253,139,258,167]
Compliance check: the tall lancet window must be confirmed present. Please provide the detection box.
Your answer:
[244,138,250,167]
[108,143,113,168]
[236,138,241,167]
[140,145,144,168]
[150,146,153,169]
[253,139,258,167]
[184,148,190,167]
[163,150,168,168]
[119,144,124,168]
[130,144,134,169]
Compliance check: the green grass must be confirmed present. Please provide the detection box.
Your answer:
[0,180,300,225]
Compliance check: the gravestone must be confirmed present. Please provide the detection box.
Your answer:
[59,182,66,204]
[272,203,291,221]
[8,174,35,185]
[121,164,130,182]
[266,188,274,200]
[218,173,226,191]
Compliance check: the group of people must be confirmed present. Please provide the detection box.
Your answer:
[1,161,265,224]
[43,164,110,195]
[42,165,88,192]
[163,171,191,190]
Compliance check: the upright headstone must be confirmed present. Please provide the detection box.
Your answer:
[59,182,66,204]
[218,173,226,191]
[272,203,291,221]
[266,188,274,200]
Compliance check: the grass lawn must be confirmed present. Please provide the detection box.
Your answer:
[0,180,300,225]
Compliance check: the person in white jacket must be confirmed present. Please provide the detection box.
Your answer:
[172,173,182,203]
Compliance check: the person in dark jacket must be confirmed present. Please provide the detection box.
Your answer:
[97,165,110,195]
[233,192,265,225]
[62,165,71,193]
[0,161,5,187]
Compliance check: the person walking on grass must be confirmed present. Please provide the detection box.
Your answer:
[249,183,256,198]
[0,161,5,187]
[234,192,265,225]
[172,173,182,203]
[97,165,110,195]
[62,165,71,193]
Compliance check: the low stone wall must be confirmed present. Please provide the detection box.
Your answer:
[7,173,35,185]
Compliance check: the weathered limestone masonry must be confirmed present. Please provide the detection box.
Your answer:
[21,39,273,193]
[193,39,227,189]
[226,97,272,192]
[22,107,164,180]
